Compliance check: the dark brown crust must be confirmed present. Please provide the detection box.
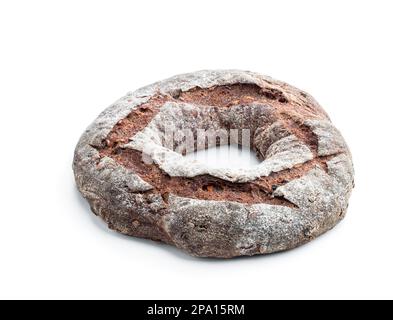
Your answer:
[103,95,169,148]
[178,84,288,106]
[98,84,333,206]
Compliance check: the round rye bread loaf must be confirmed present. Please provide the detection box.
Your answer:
[73,70,354,258]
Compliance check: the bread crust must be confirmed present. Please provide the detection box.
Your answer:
[73,70,354,258]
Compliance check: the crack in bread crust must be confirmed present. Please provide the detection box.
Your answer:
[98,83,336,206]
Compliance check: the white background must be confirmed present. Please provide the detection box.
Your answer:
[1,0,392,300]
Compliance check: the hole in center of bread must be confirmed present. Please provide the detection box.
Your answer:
[183,144,261,170]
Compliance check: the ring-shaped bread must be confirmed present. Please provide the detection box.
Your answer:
[73,70,354,258]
